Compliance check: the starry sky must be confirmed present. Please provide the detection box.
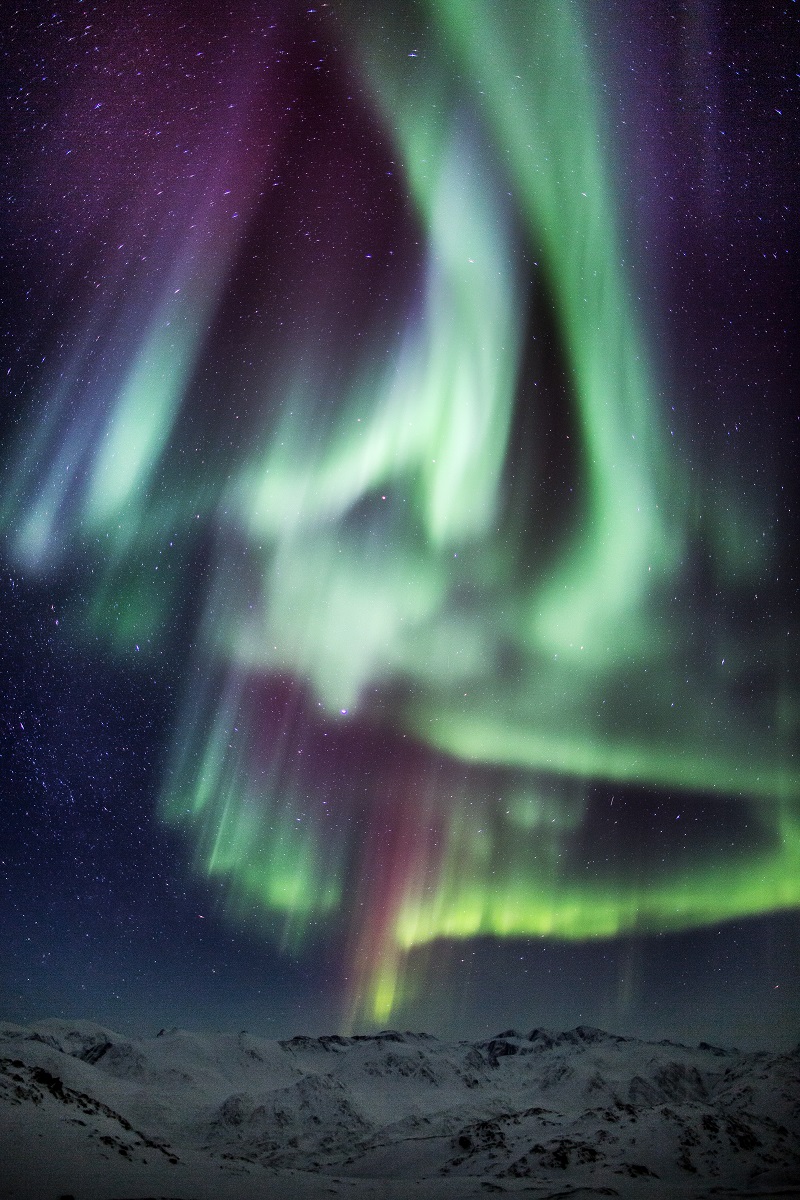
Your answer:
[2,0,798,1051]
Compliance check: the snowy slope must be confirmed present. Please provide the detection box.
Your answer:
[1,1019,798,1199]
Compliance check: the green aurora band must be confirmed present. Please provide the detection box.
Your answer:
[169,0,798,1023]
[4,0,797,1026]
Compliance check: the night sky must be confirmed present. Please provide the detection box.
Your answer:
[2,0,798,1051]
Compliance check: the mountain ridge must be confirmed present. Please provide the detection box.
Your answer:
[1,1017,798,1199]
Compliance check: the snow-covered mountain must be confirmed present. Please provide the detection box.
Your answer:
[1,1018,798,1199]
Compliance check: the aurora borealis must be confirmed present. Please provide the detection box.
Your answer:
[2,1,798,1047]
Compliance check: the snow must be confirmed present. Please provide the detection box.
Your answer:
[1,1019,798,1198]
